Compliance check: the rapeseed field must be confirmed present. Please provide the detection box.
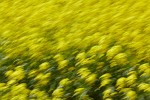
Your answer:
[0,0,150,100]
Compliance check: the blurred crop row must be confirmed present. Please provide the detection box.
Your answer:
[0,0,150,100]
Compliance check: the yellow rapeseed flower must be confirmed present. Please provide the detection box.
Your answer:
[10,69,25,81]
[138,63,149,73]
[106,45,122,60]
[39,62,50,71]
[58,60,68,70]
[77,68,91,78]
[85,73,97,85]
[100,79,111,88]
[80,71,91,79]
[88,45,101,55]
[125,90,137,100]
[52,88,64,98]
[29,69,39,78]
[59,78,71,86]
[76,52,86,60]
[116,77,126,90]
[103,88,112,99]
[7,80,17,86]
[126,74,137,86]
[100,73,112,80]
[54,54,64,62]
[5,70,13,77]
[138,83,150,91]
[113,53,128,65]
[74,88,85,95]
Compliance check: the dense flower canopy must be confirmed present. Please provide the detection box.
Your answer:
[0,0,150,100]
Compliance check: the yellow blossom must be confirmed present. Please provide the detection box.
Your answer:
[52,88,64,98]
[88,45,101,55]
[59,78,71,86]
[113,53,128,65]
[116,77,126,89]
[85,73,97,84]
[103,88,112,99]
[106,45,122,60]
[54,54,64,62]
[80,71,91,79]
[39,62,50,71]
[138,83,150,91]
[100,79,111,88]
[29,69,39,78]
[74,88,85,95]
[58,60,68,70]
[7,80,17,86]
[76,52,86,60]
[126,74,137,86]
[138,63,149,73]
[100,73,112,80]
[5,70,13,77]
[125,90,137,100]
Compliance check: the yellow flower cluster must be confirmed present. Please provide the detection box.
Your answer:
[100,73,112,88]
[5,66,25,82]
[0,0,150,99]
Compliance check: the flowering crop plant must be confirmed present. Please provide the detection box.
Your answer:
[0,0,150,100]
